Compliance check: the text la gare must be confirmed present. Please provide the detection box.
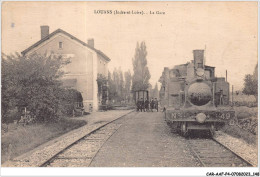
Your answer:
[150,11,165,15]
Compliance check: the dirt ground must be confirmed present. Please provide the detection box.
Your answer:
[90,112,201,167]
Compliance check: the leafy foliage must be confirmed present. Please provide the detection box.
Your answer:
[113,68,124,101]
[150,83,159,99]
[124,70,132,102]
[242,63,258,101]
[97,74,108,105]
[97,74,107,96]
[132,42,151,91]
[108,71,117,101]
[1,53,70,123]
[59,89,83,116]
[107,68,132,103]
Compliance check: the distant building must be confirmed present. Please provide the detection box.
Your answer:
[21,26,111,111]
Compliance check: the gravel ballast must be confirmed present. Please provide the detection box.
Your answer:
[214,131,257,167]
[2,110,133,167]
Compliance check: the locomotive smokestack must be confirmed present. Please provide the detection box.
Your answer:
[193,50,204,69]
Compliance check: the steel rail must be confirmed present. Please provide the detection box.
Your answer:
[40,111,135,167]
[187,137,252,167]
[212,137,254,167]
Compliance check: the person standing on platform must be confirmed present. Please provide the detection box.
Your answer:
[136,99,140,112]
[140,98,144,112]
[154,98,159,112]
[145,98,150,112]
[150,98,154,112]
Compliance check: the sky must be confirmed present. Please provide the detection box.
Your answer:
[2,1,258,90]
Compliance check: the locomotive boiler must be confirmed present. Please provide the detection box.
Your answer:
[159,50,235,137]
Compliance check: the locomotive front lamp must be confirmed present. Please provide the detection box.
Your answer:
[196,113,207,123]
[196,68,205,77]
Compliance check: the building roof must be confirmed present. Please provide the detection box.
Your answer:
[205,65,215,69]
[21,28,111,62]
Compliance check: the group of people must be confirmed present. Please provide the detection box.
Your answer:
[136,98,159,112]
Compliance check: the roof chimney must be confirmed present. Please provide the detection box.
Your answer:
[193,50,204,69]
[87,38,94,48]
[40,26,49,39]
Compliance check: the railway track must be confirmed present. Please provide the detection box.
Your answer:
[187,137,252,167]
[42,112,136,167]
[41,111,252,167]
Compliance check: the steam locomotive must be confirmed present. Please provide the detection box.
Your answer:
[159,50,235,137]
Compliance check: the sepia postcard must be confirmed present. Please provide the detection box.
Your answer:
[1,1,259,176]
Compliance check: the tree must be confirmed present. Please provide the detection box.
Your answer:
[97,74,108,97]
[112,67,125,102]
[2,53,70,123]
[124,70,132,102]
[107,71,116,101]
[107,68,122,103]
[253,63,258,82]
[107,68,132,104]
[113,68,120,101]
[59,88,83,116]
[97,74,108,105]
[118,68,124,102]
[242,63,258,101]
[148,83,153,98]
[153,83,159,99]
[149,83,159,99]
[132,42,151,91]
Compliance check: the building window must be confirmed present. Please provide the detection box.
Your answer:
[59,42,63,49]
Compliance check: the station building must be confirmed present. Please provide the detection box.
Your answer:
[21,26,111,112]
